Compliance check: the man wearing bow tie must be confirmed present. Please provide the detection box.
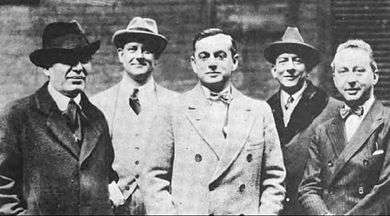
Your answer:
[142,28,286,215]
[91,17,178,215]
[298,39,390,215]
[264,27,341,215]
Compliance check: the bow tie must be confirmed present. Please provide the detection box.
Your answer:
[209,91,233,104]
[340,105,364,119]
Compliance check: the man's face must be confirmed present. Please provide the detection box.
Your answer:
[271,53,307,89]
[118,42,156,80]
[45,60,91,97]
[333,48,378,105]
[191,34,238,86]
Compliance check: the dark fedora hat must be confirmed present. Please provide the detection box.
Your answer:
[264,27,320,68]
[29,20,100,68]
[112,17,167,59]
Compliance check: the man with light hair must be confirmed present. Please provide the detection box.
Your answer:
[298,39,390,215]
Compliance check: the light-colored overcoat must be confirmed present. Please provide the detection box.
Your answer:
[91,77,178,214]
[143,83,286,215]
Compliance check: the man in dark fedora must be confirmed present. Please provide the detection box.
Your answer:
[264,26,341,215]
[91,17,177,215]
[0,20,117,215]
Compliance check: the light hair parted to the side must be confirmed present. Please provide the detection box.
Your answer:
[331,39,378,73]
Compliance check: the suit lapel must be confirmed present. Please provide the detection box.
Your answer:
[184,84,221,158]
[34,83,80,158]
[267,92,284,140]
[329,100,384,185]
[325,116,346,157]
[209,87,255,185]
[79,94,104,165]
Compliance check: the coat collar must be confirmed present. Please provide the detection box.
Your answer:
[183,83,255,184]
[268,80,328,146]
[328,99,385,185]
[34,82,104,164]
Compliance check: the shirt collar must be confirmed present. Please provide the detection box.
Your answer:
[344,95,375,119]
[201,83,232,101]
[121,72,155,95]
[281,81,307,104]
[47,82,81,111]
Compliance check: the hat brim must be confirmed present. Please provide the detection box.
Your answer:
[112,30,167,58]
[264,42,320,68]
[29,40,100,68]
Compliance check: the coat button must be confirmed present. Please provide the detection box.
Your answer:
[135,174,139,178]
[327,160,333,167]
[135,160,139,165]
[363,159,369,166]
[359,186,364,195]
[195,154,202,162]
[239,184,246,192]
[246,154,253,162]
[285,197,290,203]
[125,185,130,190]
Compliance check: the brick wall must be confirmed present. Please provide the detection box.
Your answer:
[0,0,332,108]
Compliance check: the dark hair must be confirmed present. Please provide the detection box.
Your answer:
[192,28,238,60]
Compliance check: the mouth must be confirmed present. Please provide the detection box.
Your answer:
[283,75,298,80]
[344,88,361,95]
[66,76,86,85]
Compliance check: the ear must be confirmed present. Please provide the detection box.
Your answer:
[373,71,379,85]
[232,54,239,71]
[190,55,198,75]
[117,48,124,63]
[42,68,51,77]
[270,66,277,78]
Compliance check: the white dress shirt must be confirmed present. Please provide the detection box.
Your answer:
[47,83,81,111]
[345,96,375,142]
[280,81,307,127]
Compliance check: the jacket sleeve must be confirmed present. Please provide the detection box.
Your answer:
[141,104,177,215]
[0,104,25,215]
[298,127,332,215]
[346,122,390,215]
[258,104,286,215]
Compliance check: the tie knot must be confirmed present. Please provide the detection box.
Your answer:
[209,91,232,104]
[130,88,139,99]
[340,105,364,119]
[284,95,295,110]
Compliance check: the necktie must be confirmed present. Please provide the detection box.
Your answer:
[66,99,80,132]
[209,91,233,105]
[66,99,82,144]
[129,88,141,115]
[284,95,294,110]
[340,105,364,119]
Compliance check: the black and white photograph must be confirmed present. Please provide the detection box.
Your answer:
[0,0,389,215]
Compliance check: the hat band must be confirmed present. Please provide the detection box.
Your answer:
[128,27,155,34]
[43,33,89,49]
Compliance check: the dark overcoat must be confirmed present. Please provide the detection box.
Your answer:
[0,82,117,215]
[267,81,341,214]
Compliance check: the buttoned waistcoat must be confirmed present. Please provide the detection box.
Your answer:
[91,80,178,215]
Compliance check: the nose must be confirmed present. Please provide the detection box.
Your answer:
[286,68,296,74]
[209,65,217,71]
[348,81,357,88]
[72,62,86,74]
[135,48,144,58]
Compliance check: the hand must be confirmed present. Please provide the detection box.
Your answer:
[108,181,125,207]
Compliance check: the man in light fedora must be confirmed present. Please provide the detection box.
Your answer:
[264,26,341,215]
[91,17,178,215]
[0,20,117,215]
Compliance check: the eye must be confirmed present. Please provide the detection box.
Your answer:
[215,51,227,60]
[356,68,366,73]
[276,58,288,64]
[198,52,210,60]
[80,56,91,64]
[293,57,303,64]
[336,68,348,74]
[127,46,138,52]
